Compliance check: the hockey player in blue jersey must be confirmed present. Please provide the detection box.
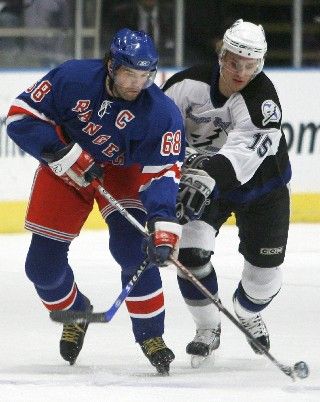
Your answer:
[6,28,185,374]
[163,19,291,367]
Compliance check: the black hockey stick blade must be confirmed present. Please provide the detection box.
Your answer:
[50,310,108,323]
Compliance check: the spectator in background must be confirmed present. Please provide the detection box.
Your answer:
[184,0,239,66]
[0,0,23,26]
[23,0,74,66]
[0,1,24,57]
[102,0,175,66]
[303,9,320,66]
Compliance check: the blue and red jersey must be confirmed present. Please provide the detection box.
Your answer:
[6,59,185,221]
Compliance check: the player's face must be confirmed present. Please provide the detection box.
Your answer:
[219,51,259,96]
[112,66,151,101]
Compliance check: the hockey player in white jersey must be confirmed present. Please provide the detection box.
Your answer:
[163,19,291,367]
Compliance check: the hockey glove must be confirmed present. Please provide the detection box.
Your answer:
[183,147,210,170]
[176,168,215,224]
[44,142,103,190]
[146,218,182,265]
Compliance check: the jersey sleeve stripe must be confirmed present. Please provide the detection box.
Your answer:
[7,99,55,125]
[139,161,182,192]
[141,162,182,174]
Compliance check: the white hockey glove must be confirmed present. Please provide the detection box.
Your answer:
[176,168,215,224]
[43,142,103,190]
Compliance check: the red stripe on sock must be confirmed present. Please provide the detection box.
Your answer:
[125,292,164,315]
[42,284,78,311]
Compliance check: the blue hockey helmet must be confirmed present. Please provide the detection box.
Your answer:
[109,28,158,88]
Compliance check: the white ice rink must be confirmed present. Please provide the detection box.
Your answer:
[1,223,319,402]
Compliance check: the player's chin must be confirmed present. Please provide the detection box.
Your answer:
[233,80,247,91]
[123,90,141,101]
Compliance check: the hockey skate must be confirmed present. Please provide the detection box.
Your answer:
[59,296,93,365]
[233,296,270,354]
[140,336,175,375]
[186,326,221,368]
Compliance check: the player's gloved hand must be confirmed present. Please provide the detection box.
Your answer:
[145,218,182,265]
[176,168,215,224]
[183,146,210,170]
[43,142,103,190]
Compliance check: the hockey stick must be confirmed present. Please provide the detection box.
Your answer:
[50,259,150,323]
[50,180,157,324]
[51,180,308,380]
[50,182,151,325]
[170,257,308,380]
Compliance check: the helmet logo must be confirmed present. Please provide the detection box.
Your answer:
[261,100,281,126]
[137,60,150,67]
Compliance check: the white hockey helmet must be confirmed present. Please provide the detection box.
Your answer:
[220,19,267,74]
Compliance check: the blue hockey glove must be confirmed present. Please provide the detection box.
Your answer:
[176,168,215,224]
[145,218,182,265]
[43,142,103,190]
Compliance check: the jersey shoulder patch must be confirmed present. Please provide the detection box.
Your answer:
[240,72,282,129]
[162,65,212,92]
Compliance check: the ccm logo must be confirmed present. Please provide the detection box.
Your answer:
[260,247,284,255]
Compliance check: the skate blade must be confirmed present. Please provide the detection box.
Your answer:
[191,352,215,369]
[155,365,170,376]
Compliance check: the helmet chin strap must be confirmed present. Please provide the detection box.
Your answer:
[106,62,116,96]
[218,58,235,97]
[106,75,119,98]
[219,71,234,97]
[106,63,124,99]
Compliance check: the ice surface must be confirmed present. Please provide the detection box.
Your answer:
[1,224,319,401]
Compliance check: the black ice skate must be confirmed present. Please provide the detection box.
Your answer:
[59,297,93,365]
[186,327,221,368]
[140,336,175,375]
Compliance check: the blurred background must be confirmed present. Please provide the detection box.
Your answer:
[0,0,319,69]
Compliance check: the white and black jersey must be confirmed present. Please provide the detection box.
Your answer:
[163,62,291,204]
